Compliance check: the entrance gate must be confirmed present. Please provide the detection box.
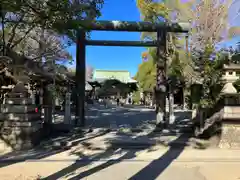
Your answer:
[75,20,189,127]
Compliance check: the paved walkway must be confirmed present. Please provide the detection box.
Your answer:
[1,148,240,179]
[0,105,234,179]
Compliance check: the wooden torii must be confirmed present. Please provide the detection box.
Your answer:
[75,20,190,127]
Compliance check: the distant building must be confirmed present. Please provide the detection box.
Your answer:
[91,69,137,84]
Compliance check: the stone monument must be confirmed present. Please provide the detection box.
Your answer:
[219,64,240,148]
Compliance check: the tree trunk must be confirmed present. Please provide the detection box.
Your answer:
[42,83,53,136]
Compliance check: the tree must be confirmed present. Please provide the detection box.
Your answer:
[136,0,191,83]
[1,0,104,41]
[138,0,240,101]
[164,0,240,54]
[162,0,240,84]
[134,58,156,93]
[187,0,240,107]
[96,79,134,97]
[1,0,104,59]
[0,1,105,127]
[136,0,191,109]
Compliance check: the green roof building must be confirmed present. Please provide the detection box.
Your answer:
[92,69,137,83]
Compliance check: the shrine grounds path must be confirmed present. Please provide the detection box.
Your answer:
[1,105,240,179]
[84,103,192,130]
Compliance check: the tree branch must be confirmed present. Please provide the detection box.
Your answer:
[6,13,25,48]
[10,25,35,49]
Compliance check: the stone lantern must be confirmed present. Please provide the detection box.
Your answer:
[219,64,240,148]
[221,64,240,94]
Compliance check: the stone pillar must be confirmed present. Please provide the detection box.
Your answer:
[0,83,42,150]
[64,92,71,125]
[169,93,175,124]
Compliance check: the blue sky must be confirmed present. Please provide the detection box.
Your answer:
[67,0,240,77]
[68,0,144,77]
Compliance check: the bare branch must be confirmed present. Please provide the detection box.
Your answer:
[6,14,25,48]
[10,25,35,49]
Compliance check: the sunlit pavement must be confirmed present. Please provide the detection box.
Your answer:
[1,149,240,179]
[1,105,240,179]
[84,103,192,131]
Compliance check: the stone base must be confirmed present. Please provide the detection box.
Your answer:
[0,121,43,150]
[1,104,36,113]
[219,123,240,149]
[4,113,41,122]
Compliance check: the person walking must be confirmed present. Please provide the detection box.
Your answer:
[116,98,120,106]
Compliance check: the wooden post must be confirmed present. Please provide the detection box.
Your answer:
[75,29,86,127]
[155,30,167,128]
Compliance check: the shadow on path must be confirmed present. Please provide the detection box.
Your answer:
[128,136,186,180]
[40,148,127,180]
[0,148,67,169]
[65,134,188,180]
[67,150,137,180]
[0,130,108,169]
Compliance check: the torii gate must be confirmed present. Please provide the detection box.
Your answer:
[75,20,190,127]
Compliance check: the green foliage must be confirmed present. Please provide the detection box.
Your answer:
[168,51,185,85]
[48,84,67,100]
[136,0,239,111]
[96,79,136,97]
[132,90,141,103]
[136,0,168,22]
[198,47,227,108]
[136,0,191,88]
[134,59,156,92]
[1,0,104,41]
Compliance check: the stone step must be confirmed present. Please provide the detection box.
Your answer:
[5,113,41,122]
[6,92,29,98]
[5,98,33,105]
[1,105,37,113]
